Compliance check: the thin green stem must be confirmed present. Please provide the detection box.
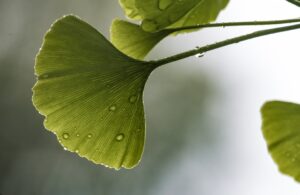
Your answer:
[153,23,300,67]
[168,18,300,31]
[287,0,300,7]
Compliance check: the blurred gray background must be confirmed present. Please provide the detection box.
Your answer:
[0,0,300,194]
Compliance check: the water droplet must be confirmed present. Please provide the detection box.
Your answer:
[63,147,67,151]
[87,133,93,139]
[115,133,125,141]
[129,95,137,103]
[75,149,79,153]
[195,53,205,58]
[109,105,117,111]
[62,133,70,139]
[76,133,80,137]
[159,0,173,10]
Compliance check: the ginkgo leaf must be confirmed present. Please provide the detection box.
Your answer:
[119,0,142,20]
[136,0,202,32]
[33,15,156,169]
[120,0,229,32]
[169,0,229,31]
[114,0,229,59]
[261,101,300,181]
[110,19,173,59]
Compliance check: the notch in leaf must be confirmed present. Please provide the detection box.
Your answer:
[261,101,300,181]
[33,15,156,169]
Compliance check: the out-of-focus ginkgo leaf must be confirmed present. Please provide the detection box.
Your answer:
[33,15,156,169]
[110,19,173,59]
[135,0,202,32]
[261,101,300,181]
[114,0,229,59]
[119,0,229,32]
[119,0,141,20]
[169,0,229,31]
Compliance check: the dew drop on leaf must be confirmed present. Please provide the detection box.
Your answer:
[76,133,80,137]
[62,133,70,139]
[109,105,117,111]
[87,133,93,139]
[115,133,125,141]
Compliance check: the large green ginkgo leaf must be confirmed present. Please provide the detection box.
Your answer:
[261,101,300,181]
[110,19,173,59]
[33,15,156,169]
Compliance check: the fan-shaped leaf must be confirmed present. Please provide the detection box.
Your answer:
[135,0,202,32]
[119,0,141,20]
[119,0,229,32]
[33,15,156,169]
[110,19,173,59]
[261,101,300,181]
[114,0,229,59]
[169,0,229,31]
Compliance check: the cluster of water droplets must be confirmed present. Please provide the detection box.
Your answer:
[57,86,146,157]
[284,144,300,163]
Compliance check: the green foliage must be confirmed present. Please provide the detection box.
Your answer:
[110,19,173,59]
[113,0,229,59]
[261,101,300,181]
[120,0,229,32]
[169,0,229,29]
[33,15,156,169]
[33,0,230,170]
[32,0,300,174]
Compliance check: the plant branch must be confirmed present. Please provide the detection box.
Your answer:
[169,18,300,31]
[153,23,300,67]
